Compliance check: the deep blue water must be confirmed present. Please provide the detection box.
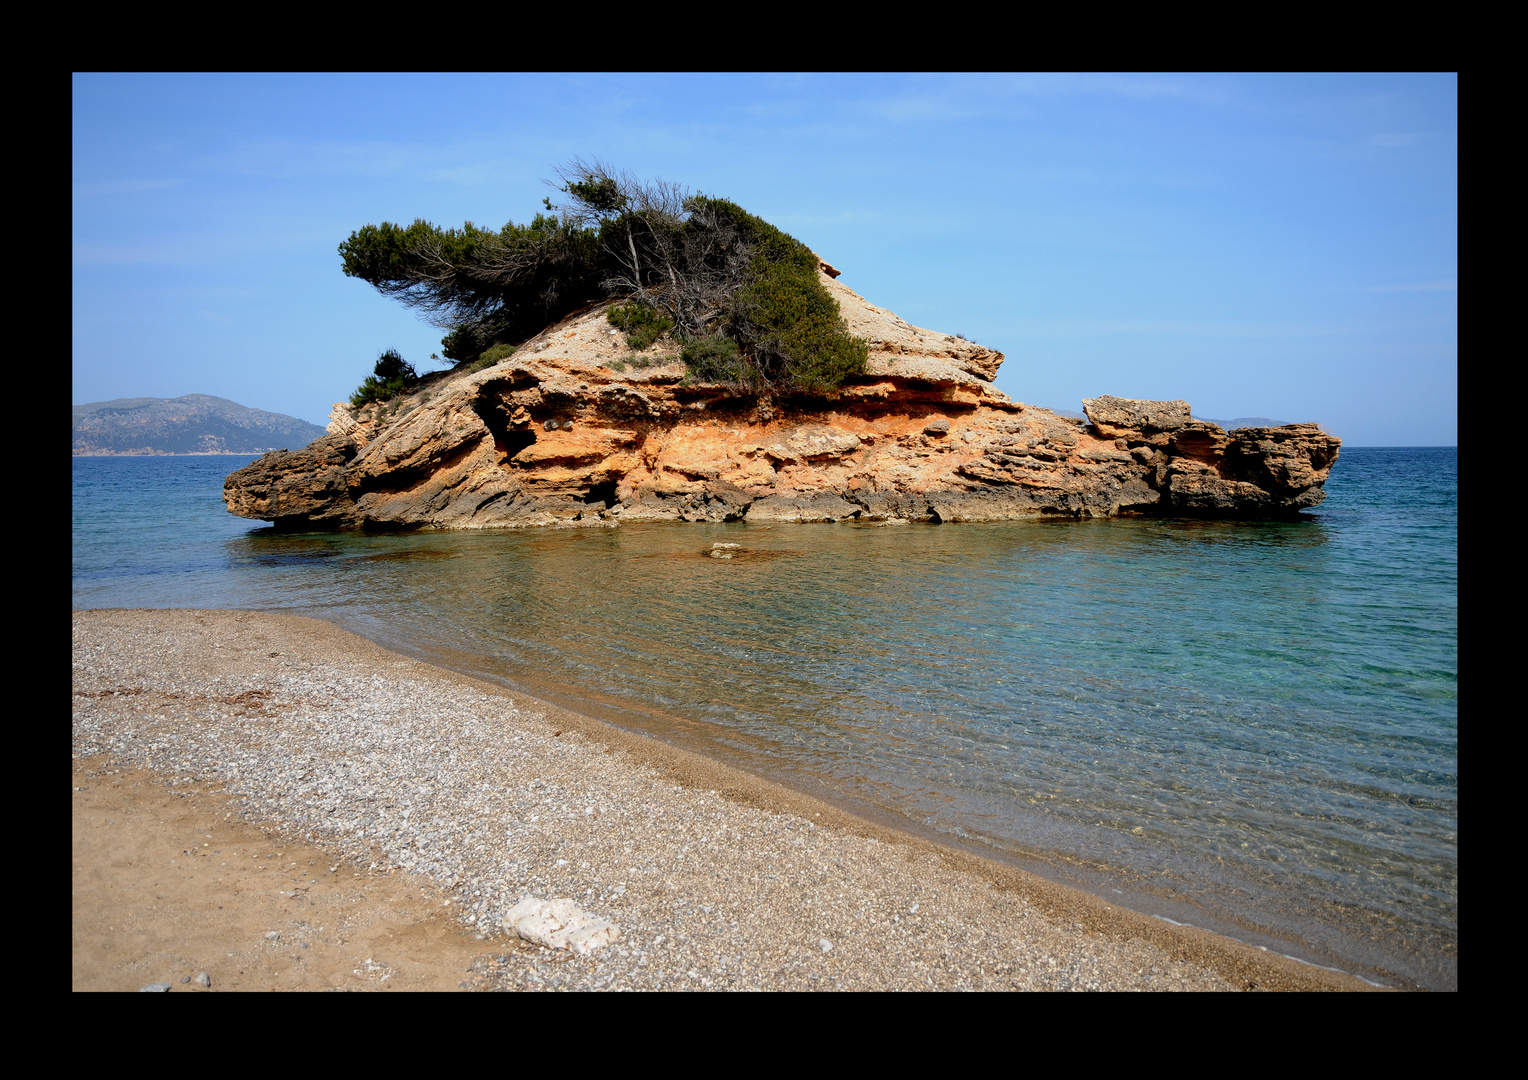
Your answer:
[72,448,1457,988]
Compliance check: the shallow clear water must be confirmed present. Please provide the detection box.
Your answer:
[73,449,1458,988]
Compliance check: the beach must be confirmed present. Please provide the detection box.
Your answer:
[73,608,1371,991]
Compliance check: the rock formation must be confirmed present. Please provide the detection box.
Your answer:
[225,266,1339,529]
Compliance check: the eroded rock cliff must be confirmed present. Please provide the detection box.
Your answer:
[225,267,1339,529]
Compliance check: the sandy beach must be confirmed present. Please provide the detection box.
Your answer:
[72,608,1374,991]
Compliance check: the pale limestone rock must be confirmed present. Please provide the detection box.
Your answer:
[326,402,358,437]
[504,896,621,954]
[1083,395,1193,436]
[765,425,862,462]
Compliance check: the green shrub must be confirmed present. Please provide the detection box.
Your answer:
[607,302,673,350]
[676,196,867,393]
[350,349,418,407]
[726,258,868,393]
[469,343,516,371]
[680,335,747,384]
[441,324,488,364]
[373,349,413,382]
[342,216,603,350]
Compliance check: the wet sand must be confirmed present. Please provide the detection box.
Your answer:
[72,609,1373,991]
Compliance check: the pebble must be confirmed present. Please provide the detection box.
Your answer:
[196,972,211,987]
[139,983,172,992]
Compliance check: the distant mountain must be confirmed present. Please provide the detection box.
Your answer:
[72,394,327,456]
[1195,415,1292,430]
[1043,409,1304,430]
[1193,416,1337,434]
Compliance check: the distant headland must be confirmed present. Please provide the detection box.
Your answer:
[72,395,327,456]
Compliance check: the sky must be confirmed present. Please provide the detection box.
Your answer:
[72,73,1457,445]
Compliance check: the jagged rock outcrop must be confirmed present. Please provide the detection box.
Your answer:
[1079,395,1339,516]
[224,268,1340,530]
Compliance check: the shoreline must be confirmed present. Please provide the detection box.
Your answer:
[72,451,268,458]
[73,608,1376,991]
[387,632,1405,977]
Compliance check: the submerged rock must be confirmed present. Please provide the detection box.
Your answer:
[225,267,1340,529]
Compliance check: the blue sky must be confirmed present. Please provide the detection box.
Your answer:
[72,73,1456,445]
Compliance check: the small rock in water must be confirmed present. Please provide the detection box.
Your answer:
[709,543,741,560]
[196,972,211,988]
[139,983,172,992]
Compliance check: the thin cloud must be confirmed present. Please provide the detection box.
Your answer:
[206,137,419,180]
[72,226,333,266]
[1364,132,1433,148]
[772,210,877,228]
[846,73,1215,127]
[72,178,184,198]
[73,243,197,266]
[1002,73,1210,101]
[1000,318,1360,340]
[1361,280,1457,293]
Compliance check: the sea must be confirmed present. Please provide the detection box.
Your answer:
[72,447,1458,989]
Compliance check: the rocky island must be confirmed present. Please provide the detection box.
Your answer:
[224,164,1339,530]
[224,268,1338,530]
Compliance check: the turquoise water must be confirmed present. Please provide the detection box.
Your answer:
[73,449,1457,988]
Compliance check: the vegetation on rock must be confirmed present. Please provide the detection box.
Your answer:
[606,302,673,351]
[679,334,744,383]
[350,349,418,407]
[338,160,867,396]
[471,343,517,371]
